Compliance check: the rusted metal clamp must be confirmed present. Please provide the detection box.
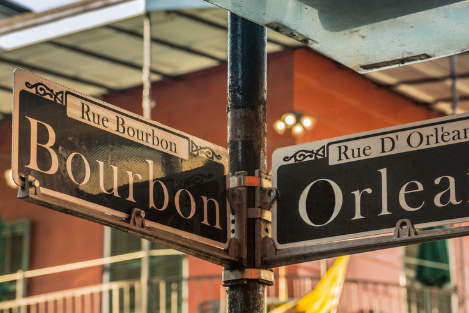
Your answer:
[228,170,270,214]
[18,175,42,198]
[222,268,274,285]
[247,208,272,221]
[129,208,146,228]
[394,219,417,239]
[227,172,247,214]
[229,171,271,188]
[228,170,278,221]
[248,171,278,222]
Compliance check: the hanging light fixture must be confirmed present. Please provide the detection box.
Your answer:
[300,115,315,129]
[282,112,297,127]
[273,119,286,134]
[291,123,305,136]
[273,111,316,136]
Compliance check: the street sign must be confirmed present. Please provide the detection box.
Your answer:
[12,69,231,253]
[206,0,469,73]
[272,112,469,249]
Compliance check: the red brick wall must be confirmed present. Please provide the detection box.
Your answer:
[0,120,103,296]
[102,50,296,170]
[293,48,441,144]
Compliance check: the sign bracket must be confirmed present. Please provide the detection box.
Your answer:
[247,208,272,222]
[263,219,469,268]
[394,219,417,239]
[227,238,239,259]
[248,172,278,222]
[229,171,271,188]
[18,176,240,269]
[222,268,274,286]
[228,171,278,222]
[129,208,146,228]
[227,170,278,264]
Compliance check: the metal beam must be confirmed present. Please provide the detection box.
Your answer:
[49,41,175,79]
[0,57,115,92]
[263,224,469,268]
[173,10,293,50]
[0,0,143,44]
[107,24,227,64]
[0,0,30,16]
[19,185,239,269]
[388,72,469,87]
[0,84,12,92]
[433,95,469,104]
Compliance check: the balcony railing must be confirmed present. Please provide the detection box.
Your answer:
[0,252,464,313]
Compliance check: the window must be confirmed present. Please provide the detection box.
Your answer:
[0,219,31,301]
[404,241,453,313]
[108,229,184,312]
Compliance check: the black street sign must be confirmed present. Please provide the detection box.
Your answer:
[12,69,231,251]
[272,113,469,249]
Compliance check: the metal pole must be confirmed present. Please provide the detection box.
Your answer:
[320,259,328,277]
[450,55,465,313]
[225,12,268,313]
[141,13,152,313]
[142,12,154,120]
[450,55,459,115]
[459,236,467,313]
[16,270,25,313]
[102,227,111,313]
[141,239,150,313]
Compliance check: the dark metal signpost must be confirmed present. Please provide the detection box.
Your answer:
[274,114,469,247]
[264,113,469,268]
[11,12,469,313]
[12,68,236,267]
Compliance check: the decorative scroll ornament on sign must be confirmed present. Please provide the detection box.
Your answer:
[25,82,64,104]
[191,141,222,161]
[283,146,326,163]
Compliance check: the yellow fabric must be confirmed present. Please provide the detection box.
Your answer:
[269,301,297,313]
[269,255,350,313]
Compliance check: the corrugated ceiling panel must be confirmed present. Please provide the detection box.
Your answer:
[55,27,118,46]
[190,35,227,60]
[70,32,144,64]
[152,47,219,75]
[0,63,16,86]
[153,17,225,47]
[366,65,433,85]
[455,54,469,74]
[0,6,466,115]
[0,90,12,113]
[393,85,438,103]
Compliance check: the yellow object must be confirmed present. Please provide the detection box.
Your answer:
[269,255,350,313]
